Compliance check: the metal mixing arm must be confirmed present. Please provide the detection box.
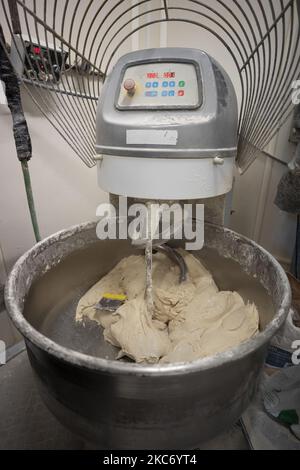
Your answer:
[154,245,187,284]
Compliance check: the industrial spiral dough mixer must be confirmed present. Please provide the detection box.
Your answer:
[5,48,291,449]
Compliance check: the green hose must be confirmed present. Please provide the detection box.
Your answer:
[21,160,41,242]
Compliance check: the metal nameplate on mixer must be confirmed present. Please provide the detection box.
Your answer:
[126,129,178,145]
[117,60,202,110]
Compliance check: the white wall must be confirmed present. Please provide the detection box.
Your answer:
[0,93,107,272]
[229,113,297,266]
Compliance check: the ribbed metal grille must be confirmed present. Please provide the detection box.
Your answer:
[1,0,299,171]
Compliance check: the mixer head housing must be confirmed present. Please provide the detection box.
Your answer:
[96,48,238,200]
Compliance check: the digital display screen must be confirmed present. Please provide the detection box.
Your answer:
[147,71,175,79]
[117,62,200,109]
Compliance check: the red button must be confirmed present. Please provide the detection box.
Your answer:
[123,78,136,95]
[178,90,184,96]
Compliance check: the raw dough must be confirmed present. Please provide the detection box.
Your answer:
[76,250,259,363]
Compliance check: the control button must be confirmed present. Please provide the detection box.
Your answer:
[168,90,175,96]
[145,82,151,88]
[162,81,168,87]
[162,90,168,97]
[179,80,185,87]
[123,78,136,95]
[152,81,159,88]
[169,81,175,87]
[145,91,158,97]
[178,90,185,96]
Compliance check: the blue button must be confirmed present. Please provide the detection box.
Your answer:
[162,81,168,87]
[145,82,151,88]
[152,81,159,88]
[169,81,175,87]
[168,90,175,96]
[162,90,168,97]
[145,91,157,97]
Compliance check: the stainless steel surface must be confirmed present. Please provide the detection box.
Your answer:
[5,222,291,449]
[96,48,237,160]
[0,350,249,450]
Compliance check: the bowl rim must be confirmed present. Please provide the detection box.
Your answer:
[5,221,291,376]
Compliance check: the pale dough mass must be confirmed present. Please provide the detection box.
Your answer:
[76,250,259,364]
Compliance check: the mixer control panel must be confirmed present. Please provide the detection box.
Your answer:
[117,62,201,109]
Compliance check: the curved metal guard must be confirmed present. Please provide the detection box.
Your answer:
[0,0,299,172]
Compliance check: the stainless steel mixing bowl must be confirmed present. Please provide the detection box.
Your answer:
[5,222,291,449]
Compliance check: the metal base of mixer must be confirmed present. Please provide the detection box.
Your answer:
[0,349,250,450]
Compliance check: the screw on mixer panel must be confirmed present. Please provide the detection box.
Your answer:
[213,156,225,165]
